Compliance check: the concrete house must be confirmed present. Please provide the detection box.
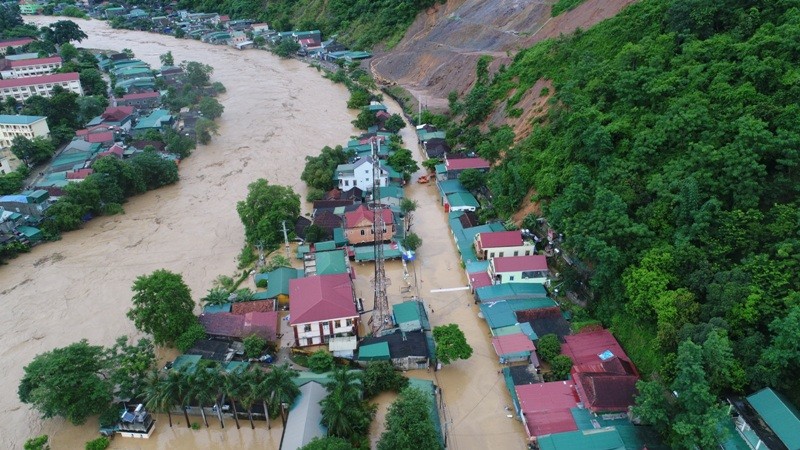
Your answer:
[0,72,83,102]
[474,230,536,260]
[444,155,490,180]
[335,156,388,192]
[489,255,549,285]
[289,273,359,347]
[0,115,49,148]
[344,204,395,245]
[0,56,62,79]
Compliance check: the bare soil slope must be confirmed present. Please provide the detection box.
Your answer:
[371,0,637,109]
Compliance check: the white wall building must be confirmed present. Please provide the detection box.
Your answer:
[0,72,83,102]
[0,115,50,148]
[335,156,388,192]
[0,56,62,79]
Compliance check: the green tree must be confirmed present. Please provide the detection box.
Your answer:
[301,145,353,191]
[189,361,225,428]
[183,61,213,86]
[0,170,24,195]
[273,38,299,57]
[106,336,155,401]
[202,287,231,305]
[347,88,370,109]
[10,135,55,166]
[352,108,377,130]
[59,42,78,61]
[18,340,112,425]
[84,437,110,450]
[126,269,197,346]
[756,304,800,389]
[548,355,573,380]
[301,436,353,450]
[195,117,219,145]
[175,320,207,353]
[536,334,561,362]
[378,387,441,450]
[308,350,335,373]
[363,361,409,399]
[387,148,419,181]
[243,334,267,359]
[384,114,406,133]
[237,179,300,248]
[421,158,441,172]
[24,435,49,450]
[198,97,224,120]
[143,370,174,427]
[222,369,245,429]
[79,69,108,97]
[458,168,486,192]
[45,20,87,45]
[262,363,301,422]
[129,152,179,189]
[321,368,372,442]
[160,51,174,67]
[403,233,422,251]
[77,95,108,125]
[432,324,473,365]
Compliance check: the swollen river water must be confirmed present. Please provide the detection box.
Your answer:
[1,18,527,449]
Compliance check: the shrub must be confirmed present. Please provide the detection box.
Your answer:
[243,334,267,359]
[536,334,561,362]
[308,350,334,373]
[84,437,110,450]
[176,322,206,352]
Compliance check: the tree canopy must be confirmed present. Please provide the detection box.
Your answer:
[377,386,441,450]
[18,340,112,424]
[126,269,197,346]
[432,324,473,365]
[236,179,300,249]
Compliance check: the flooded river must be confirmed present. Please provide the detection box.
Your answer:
[0,18,526,449]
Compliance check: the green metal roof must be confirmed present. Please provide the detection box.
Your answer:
[491,322,538,341]
[378,185,404,200]
[537,428,625,450]
[172,354,201,373]
[447,192,479,208]
[0,114,46,125]
[357,342,390,361]
[475,283,549,302]
[296,244,311,258]
[418,130,446,142]
[393,301,430,331]
[293,370,363,387]
[16,226,42,240]
[134,109,172,130]
[353,244,404,261]
[263,266,300,298]
[332,228,347,246]
[747,388,800,449]
[438,179,468,197]
[314,249,348,276]
[435,163,447,174]
[314,240,337,252]
[479,302,518,330]
[203,303,232,314]
[570,408,667,449]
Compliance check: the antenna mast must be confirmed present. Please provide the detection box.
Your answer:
[370,138,391,334]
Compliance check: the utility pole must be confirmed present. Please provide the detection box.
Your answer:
[281,220,290,257]
[370,138,391,335]
[256,240,265,269]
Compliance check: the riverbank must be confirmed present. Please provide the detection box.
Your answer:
[1,17,356,449]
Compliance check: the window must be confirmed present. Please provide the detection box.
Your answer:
[525,250,531,255]
[303,324,312,332]
[360,230,365,236]
[346,319,353,326]
[513,251,519,256]
[334,320,341,328]
[498,252,504,257]
[306,338,313,345]
[489,252,495,258]
[509,276,515,281]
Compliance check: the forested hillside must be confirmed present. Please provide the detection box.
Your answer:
[479,0,800,408]
[175,0,443,49]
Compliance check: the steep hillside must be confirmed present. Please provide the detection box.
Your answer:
[370,0,636,109]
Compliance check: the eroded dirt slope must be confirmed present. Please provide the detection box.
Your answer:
[371,0,637,109]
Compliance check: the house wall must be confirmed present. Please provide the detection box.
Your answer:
[292,316,358,346]
[0,78,83,102]
[475,243,535,260]
[489,267,548,285]
[3,61,62,79]
[338,164,388,192]
[345,223,395,245]
[392,356,429,371]
[0,118,50,148]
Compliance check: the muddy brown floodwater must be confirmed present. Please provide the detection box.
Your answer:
[0,18,527,450]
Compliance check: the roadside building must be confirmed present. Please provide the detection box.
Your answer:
[343,204,395,245]
[0,56,62,79]
[443,155,490,180]
[516,381,580,441]
[0,38,35,56]
[0,72,83,101]
[115,91,161,110]
[0,114,49,148]
[289,273,359,346]
[489,255,549,285]
[474,230,536,260]
[335,156,388,192]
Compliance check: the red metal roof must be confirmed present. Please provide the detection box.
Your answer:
[445,156,490,171]
[492,255,548,273]
[97,144,125,159]
[66,168,93,180]
[85,131,114,143]
[515,381,579,438]
[344,204,394,228]
[477,230,523,249]
[573,370,639,413]
[0,38,35,48]
[8,56,62,68]
[289,273,357,325]
[119,91,159,100]
[102,106,134,122]
[198,311,278,340]
[560,329,632,366]
[468,271,492,289]
[0,72,79,89]
[231,299,276,315]
[492,333,536,356]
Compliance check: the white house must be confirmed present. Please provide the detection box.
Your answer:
[335,156,388,192]
[489,255,549,285]
[0,114,50,148]
[0,72,83,102]
[289,273,360,347]
[0,56,62,79]
[474,230,536,260]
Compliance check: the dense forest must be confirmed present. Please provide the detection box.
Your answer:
[473,0,800,409]
[174,0,444,49]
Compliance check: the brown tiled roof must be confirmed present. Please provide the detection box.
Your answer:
[231,299,275,315]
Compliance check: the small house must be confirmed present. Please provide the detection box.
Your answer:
[392,300,431,332]
[444,155,490,180]
[289,273,359,347]
[335,156,388,192]
[357,330,431,371]
[254,267,300,307]
[489,255,549,285]
[344,204,395,245]
[516,381,580,441]
[492,333,537,365]
[474,230,536,260]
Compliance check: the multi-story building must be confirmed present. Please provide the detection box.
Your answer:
[0,72,83,102]
[289,273,360,346]
[0,38,35,56]
[0,115,50,148]
[0,56,63,79]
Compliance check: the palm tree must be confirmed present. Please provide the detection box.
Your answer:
[252,368,272,429]
[143,371,172,427]
[222,370,245,430]
[188,361,223,428]
[239,367,261,430]
[321,367,364,439]
[263,363,300,425]
[202,287,230,306]
[161,368,192,428]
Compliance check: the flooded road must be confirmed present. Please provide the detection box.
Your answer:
[0,18,526,449]
[1,17,356,449]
